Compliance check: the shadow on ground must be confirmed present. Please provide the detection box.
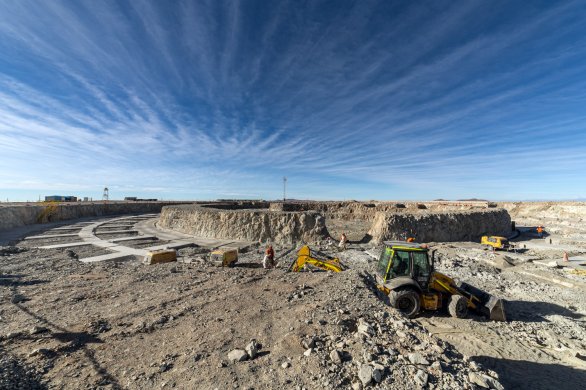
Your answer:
[0,345,47,389]
[473,355,586,390]
[234,262,263,269]
[506,300,583,322]
[8,286,122,389]
[0,274,48,287]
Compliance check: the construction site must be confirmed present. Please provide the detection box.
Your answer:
[1,199,585,389]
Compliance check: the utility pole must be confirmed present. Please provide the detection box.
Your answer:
[283,177,287,202]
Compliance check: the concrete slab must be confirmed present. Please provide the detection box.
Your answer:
[94,230,139,235]
[556,256,586,271]
[146,240,198,251]
[109,235,157,243]
[520,240,586,253]
[135,218,195,241]
[39,242,94,249]
[51,226,83,231]
[80,252,139,263]
[85,241,119,249]
[24,233,80,240]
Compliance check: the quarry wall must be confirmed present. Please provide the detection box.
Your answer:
[159,204,329,244]
[269,201,496,221]
[368,208,512,244]
[497,201,586,221]
[0,202,182,231]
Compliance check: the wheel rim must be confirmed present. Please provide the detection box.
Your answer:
[457,300,467,316]
[398,297,415,313]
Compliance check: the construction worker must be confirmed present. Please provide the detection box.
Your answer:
[537,225,544,238]
[263,245,275,269]
[339,233,348,251]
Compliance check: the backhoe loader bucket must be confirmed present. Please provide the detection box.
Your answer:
[484,296,507,322]
[457,281,507,322]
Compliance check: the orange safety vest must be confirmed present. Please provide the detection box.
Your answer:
[266,247,274,259]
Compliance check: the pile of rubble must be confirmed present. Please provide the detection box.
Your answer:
[226,270,503,389]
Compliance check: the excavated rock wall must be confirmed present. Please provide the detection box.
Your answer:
[368,208,511,243]
[270,201,496,222]
[498,201,586,220]
[0,202,181,231]
[159,204,329,244]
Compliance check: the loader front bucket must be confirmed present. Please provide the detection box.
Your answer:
[484,295,507,322]
[456,281,507,321]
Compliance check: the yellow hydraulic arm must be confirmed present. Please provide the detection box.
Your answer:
[290,246,345,272]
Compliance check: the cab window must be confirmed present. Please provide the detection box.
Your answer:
[412,252,430,278]
[389,250,410,278]
[377,248,392,278]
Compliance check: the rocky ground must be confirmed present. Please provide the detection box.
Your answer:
[1,207,585,389]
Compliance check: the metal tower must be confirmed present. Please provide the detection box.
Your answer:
[283,177,287,202]
[103,187,109,201]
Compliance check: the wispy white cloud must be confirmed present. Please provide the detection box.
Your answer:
[0,0,585,200]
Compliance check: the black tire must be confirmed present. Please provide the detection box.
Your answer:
[448,295,468,318]
[389,289,420,318]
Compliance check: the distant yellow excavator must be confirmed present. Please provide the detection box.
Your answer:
[289,245,346,272]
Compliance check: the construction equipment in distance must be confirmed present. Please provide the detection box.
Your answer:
[290,245,346,272]
[210,248,238,267]
[481,235,510,251]
[375,241,506,321]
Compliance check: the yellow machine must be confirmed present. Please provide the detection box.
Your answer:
[481,236,510,250]
[290,245,345,272]
[375,241,506,321]
[210,248,238,267]
[144,249,177,265]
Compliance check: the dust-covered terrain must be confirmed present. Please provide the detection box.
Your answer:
[1,202,586,389]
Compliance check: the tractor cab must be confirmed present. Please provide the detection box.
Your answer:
[376,241,435,291]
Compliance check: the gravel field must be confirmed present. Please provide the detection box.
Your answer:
[1,205,585,389]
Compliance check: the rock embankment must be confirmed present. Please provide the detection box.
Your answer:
[368,208,511,243]
[159,204,330,244]
[0,202,182,231]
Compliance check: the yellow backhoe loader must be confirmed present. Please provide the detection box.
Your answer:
[375,241,506,321]
[290,245,346,272]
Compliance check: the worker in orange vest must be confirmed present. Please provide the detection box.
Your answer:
[263,245,275,269]
[537,225,544,238]
[339,233,348,250]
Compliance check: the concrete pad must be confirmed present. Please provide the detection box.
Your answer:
[39,242,93,249]
[80,252,139,263]
[87,241,120,249]
[24,233,80,240]
[135,218,195,241]
[556,256,586,271]
[146,240,198,251]
[109,235,157,243]
[51,226,83,231]
[94,230,139,235]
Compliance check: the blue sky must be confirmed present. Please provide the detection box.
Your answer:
[1,0,585,201]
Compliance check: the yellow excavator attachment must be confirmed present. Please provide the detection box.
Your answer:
[290,245,345,272]
[432,271,506,321]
